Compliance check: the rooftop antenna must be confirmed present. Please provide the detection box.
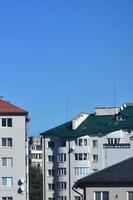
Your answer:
[66,100,69,121]
[113,81,116,108]
[113,81,118,114]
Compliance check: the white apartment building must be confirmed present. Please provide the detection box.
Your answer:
[0,98,29,200]
[41,103,133,200]
[29,136,42,169]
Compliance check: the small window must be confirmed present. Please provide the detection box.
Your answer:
[92,155,98,162]
[2,177,13,187]
[127,192,133,200]
[48,141,54,148]
[84,139,87,146]
[94,192,109,200]
[56,182,67,190]
[48,156,54,162]
[48,183,55,190]
[48,170,54,176]
[92,140,98,148]
[2,158,13,167]
[2,138,12,147]
[2,198,13,200]
[79,139,82,146]
[2,118,12,127]
[75,196,82,200]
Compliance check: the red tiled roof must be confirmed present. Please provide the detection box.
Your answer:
[0,98,28,114]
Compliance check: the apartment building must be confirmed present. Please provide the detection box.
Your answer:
[0,98,29,200]
[29,136,42,169]
[41,103,133,200]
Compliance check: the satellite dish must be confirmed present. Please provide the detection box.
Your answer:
[20,177,25,184]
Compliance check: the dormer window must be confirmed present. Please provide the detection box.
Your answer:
[115,113,126,122]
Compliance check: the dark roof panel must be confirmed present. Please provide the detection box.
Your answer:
[40,104,133,138]
[75,157,133,188]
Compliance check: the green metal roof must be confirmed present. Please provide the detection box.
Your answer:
[40,104,133,138]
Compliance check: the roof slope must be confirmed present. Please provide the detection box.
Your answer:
[75,157,133,188]
[40,103,133,138]
[0,98,28,115]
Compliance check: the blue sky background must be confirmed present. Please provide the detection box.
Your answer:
[0,0,133,135]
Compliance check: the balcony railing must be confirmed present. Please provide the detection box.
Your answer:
[103,143,130,149]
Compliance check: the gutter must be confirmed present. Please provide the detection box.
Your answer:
[72,186,84,200]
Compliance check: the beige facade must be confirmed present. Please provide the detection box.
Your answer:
[85,187,133,200]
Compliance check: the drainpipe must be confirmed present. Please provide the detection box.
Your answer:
[72,186,84,200]
[68,140,71,200]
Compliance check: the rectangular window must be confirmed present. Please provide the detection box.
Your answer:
[2,198,13,200]
[93,140,98,148]
[57,197,67,200]
[84,139,87,146]
[74,167,89,175]
[94,192,109,200]
[2,138,12,147]
[48,141,54,148]
[57,154,66,162]
[57,182,67,190]
[74,153,89,161]
[2,118,12,127]
[56,168,66,176]
[2,177,13,187]
[48,155,54,162]
[75,196,82,200]
[2,158,13,167]
[48,183,55,190]
[128,192,133,200]
[48,169,54,176]
[92,154,98,162]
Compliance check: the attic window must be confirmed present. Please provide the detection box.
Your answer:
[115,114,126,122]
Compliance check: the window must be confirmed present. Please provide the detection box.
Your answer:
[84,139,87,146]
[92,154,98,162]
[2,118,12,127]
[2,158,13,167]
[48,141,54,148]
[57,182,67,190]
[74,167,89,175]
[2,177,13,187]
[56,168,66,176]
[57,154,66,162]
[94,192,109,200]
[2,198,13,200]
[48,170,54,176]
[36,145,42,150]
[79,139,83,146]
[48,183,55,190]
[57,197,67,200]
[48,155,54,162]
[60,141,66,147]
[107,138,120,145]
[74,153,89,161]
[127,192,133,200]
[93,140,98,148]
[2,138,12,147]
[75,196,82,200]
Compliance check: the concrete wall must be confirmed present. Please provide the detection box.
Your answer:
[0,116,27,200]
[85,186,133,200]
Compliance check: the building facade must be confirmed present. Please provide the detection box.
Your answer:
[29,136,42,169]
[41,103,133,200]
[0,98,29,200]
[75,157,133,200]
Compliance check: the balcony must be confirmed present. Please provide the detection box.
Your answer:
[103,143,130,149]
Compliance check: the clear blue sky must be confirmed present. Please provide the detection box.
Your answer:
[0,0,133,135]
